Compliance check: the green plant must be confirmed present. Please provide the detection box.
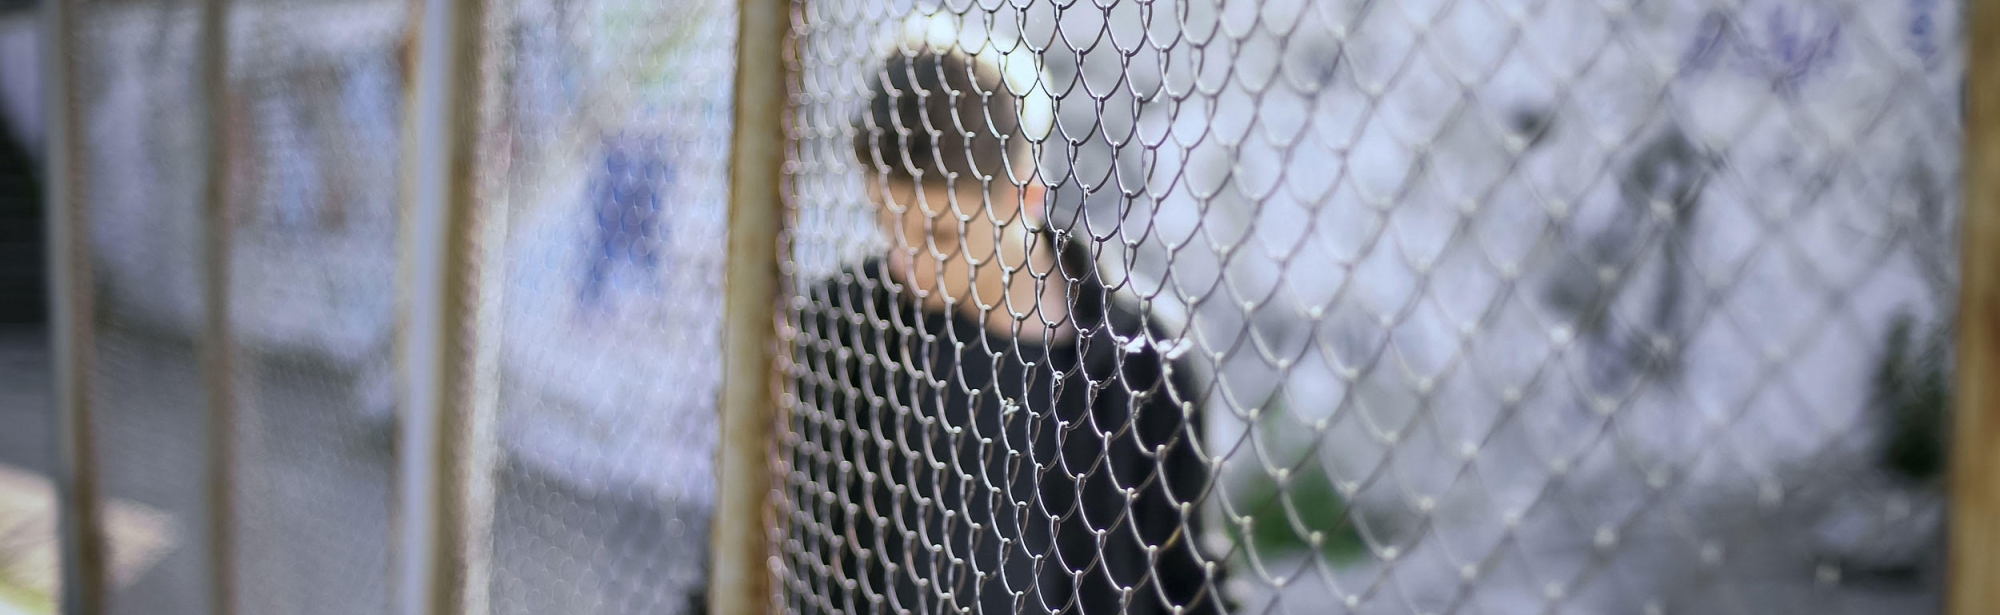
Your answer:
[1227,458,1367,562]
[1224,396,1367,562]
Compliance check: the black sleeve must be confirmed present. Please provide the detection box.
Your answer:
[1101,305,1224,615]
[787,268,897,615]
[784,274,848,615]
[1147,346,1225,614]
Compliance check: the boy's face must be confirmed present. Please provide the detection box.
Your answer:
[866,160,1048,299]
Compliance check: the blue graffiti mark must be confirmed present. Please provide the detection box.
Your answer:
[579,135,675,310]
[1907,0,1941,68]
[1679,3,1843,96]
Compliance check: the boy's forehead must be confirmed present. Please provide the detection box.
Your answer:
[873,177,1030,196]
[868,150,1039,185]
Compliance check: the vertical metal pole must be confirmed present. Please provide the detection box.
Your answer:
[45,0,109,609]
[396,0,498,610]
[1952,2,2000,612]
[708,0,789,609]
[196,0,237,610]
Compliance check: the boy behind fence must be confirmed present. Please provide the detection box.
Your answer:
[788,47,1222,615]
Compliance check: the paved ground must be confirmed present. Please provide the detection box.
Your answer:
[0,322,709,615]
[0,327,51,479]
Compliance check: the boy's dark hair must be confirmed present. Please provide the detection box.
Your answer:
[853,49,1025,184]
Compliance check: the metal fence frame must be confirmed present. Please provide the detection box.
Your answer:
[395,0,503,610]
[707,0,789,608]
[38,0,2000,613]
[46,0,106,607]
[1949,1,2000,612]
[714,2,2000,613]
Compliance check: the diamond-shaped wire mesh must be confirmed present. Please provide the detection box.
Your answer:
[43,0,1965,610]
[56,0,740,609]
[74,0,407,612]
[775,0,1961,613]
[488,0,733,610]
[75,1,228,612]
[220,3,406,613]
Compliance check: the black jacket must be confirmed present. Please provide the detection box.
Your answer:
[785,236,1221,615]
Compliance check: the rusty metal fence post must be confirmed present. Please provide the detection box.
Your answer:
[45,0,108,609]
[196,0,237,610]
[1952,3,2000,612]
[396,0,502,609]
[708,0,790,608]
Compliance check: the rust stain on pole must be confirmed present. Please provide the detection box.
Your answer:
[708,0,790,608]
[1951,2,2000,612]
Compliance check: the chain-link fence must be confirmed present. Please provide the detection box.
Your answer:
[488,0,733,609]
[29,0,1979,612]
[70,1,235,611]
[66,0,406,612]
[773,1,1964,613]
[36,0,734,610]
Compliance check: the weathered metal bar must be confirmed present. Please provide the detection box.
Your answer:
[46,0,108,608]
[1951,3,2000,612]
[196,0,236,609]
[707,0,791,608]
[395,0,498,610]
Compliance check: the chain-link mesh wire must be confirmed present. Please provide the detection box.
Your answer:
[73,0,408,612]
[75,1,225,612]
[776,0,1962,613]
[56,0,740,608]
[220,3,405,613]
[487,0,733,610]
